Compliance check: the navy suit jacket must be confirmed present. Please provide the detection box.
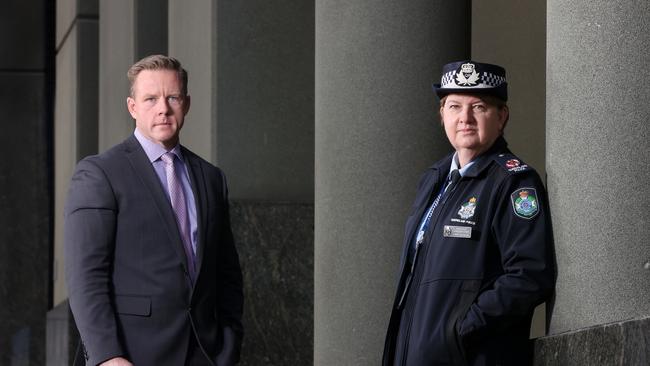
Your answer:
[64,135,243,366]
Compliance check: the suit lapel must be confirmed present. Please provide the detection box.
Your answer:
[122,136,193,278]
[182,147,209,283]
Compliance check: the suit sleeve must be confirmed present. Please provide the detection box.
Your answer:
[64,158,125,365]
[458,171,555,345]
[215,171,244,366]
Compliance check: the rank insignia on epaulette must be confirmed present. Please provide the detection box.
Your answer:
[511,188,539,219]
[496,154,531,173]
[505,159,520,169]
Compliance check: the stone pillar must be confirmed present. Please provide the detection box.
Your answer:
[0,1,53,364]
[53,0,98,307]
[98,0,168,151]
[169,1,315,364]
[314,1,470,364]
[168,0,216,163]
[538,0,650,363]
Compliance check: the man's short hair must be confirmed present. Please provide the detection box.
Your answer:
[127,54,188,97]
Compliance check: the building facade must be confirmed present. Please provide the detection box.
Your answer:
[1,0,649,365]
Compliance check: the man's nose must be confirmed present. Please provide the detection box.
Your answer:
[157,98,170,114]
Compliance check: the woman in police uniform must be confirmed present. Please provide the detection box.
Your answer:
[383,61,555,366]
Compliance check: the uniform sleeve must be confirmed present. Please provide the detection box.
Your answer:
[458,171,555,345]
[64,158,125,365]
[214,171,244,365]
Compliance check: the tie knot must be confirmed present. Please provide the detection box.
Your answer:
[161,152,175,165]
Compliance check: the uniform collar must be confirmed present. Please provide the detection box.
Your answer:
[462,136,509,178]
[431,136,510,178]
[449,153,476,178]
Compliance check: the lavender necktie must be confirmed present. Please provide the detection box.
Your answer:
[160,152,196,282]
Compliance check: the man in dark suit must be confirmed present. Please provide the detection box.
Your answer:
[64,55,243,366]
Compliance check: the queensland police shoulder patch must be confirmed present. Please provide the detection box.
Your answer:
[494,153,532,175]
[511,188,539,219]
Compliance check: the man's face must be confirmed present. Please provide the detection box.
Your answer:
[440,94,507,154]
[127,69,190,149]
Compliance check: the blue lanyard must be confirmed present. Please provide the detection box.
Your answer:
[408,169,460,262]
[417,170,459,245]
[398,170,460,309]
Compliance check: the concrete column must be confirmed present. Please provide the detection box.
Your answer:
[53,0,98,305]
[168,0,216,163]
[539,0,650,363]
[315,1,470,364]
[98,0,168,151]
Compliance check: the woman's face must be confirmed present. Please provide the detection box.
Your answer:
[440,94,508,155]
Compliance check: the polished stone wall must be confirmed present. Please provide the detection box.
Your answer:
[231,201,314,366]
[534,316,650,365]
[0,0,53,365]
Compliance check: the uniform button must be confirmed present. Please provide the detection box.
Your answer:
[644,261,650,270]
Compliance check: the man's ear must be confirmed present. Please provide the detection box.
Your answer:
[127,96,137,119]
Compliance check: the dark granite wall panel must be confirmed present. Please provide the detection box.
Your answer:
[0,73,50,364]
[0,1,46,69]
[534,317,650,365]
[216,0,314,202]
[231,202,314,366]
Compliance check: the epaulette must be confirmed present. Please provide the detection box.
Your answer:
[493,153,533,175]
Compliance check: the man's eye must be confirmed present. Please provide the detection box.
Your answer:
[145,97,156,102]
[168,96,181,104]
[473,105,486,111]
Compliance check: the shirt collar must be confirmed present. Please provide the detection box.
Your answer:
[133,128,184,163]
[449,152,476,178]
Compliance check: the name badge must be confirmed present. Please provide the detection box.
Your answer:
[443,225,472,239]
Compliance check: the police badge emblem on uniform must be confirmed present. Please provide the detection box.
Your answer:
[511,188,539,219]
[457,197,477,219]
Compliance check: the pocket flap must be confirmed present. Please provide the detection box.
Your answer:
[114,295,151,316]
